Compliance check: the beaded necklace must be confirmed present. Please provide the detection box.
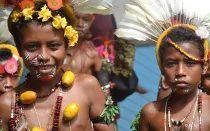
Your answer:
[8,89,20,131]
[168,95,197,129]
[164,91,202,131]
[9,81,64,131]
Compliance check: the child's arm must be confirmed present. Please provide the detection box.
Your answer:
[84,75,116,131]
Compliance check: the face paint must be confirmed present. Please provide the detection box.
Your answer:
[30,54,45,66]
[24,52,56,80]
[36,65,56,81]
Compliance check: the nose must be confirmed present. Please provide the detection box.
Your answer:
[77,19,84,27]
[40,47,50,63]
[0,77,13,93]
[175,62,186,78]
[4,77,13,89]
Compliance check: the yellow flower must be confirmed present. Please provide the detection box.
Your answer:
[22,8,35,20]
[38,5,52,22]
[52,15,67,29]
[64,26,74,39]
[64,26,78,47]
[61,17,67,28]
[68,33,78,47]
[11,11,22,22]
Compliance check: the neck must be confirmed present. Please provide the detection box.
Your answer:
[170,88,199,107]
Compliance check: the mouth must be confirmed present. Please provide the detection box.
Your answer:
[75,28,84,33]
[174,81,189,88]
[34,65,56,74]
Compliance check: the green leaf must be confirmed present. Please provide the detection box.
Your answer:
[130,112,141,131]
[99,96,120,125]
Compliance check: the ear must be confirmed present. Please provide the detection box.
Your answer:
[202,61,208,74]
[160,75,169,89]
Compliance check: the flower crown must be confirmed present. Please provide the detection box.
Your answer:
[11,4,78,47]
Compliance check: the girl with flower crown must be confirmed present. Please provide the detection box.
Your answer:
[0,0,117,130]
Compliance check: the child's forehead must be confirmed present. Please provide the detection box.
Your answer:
[22,23,64,41]
[162,41,201,61]
[163,41,201,53]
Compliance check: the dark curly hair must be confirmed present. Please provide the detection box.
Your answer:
[0,48,13,62]
[10,2,75,51]
[159,26,204,63]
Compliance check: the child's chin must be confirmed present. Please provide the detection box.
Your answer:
[38,75,54,81]
[172,88,190,94]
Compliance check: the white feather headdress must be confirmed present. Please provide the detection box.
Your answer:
[115,0,210,71]
[71,0,113,14]
[0,6,13,43]
[115,0,210,43]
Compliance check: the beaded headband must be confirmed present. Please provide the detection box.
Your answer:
[156,24,209,72]
[8,0,78,47]
[0,44,23,76]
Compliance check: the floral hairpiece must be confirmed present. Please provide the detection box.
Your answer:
[11,4,78,47]
[0,44,23,76]
[195,27,209,39]
[0,55,19,75]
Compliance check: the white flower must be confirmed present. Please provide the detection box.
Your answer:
[195,27,209,39]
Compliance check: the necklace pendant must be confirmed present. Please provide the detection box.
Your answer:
[171,118,183,126]
[174,120,181,126]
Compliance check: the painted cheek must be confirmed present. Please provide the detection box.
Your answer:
[83,22,89,31]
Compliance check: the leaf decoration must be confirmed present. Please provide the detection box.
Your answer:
[130,112,141,131]
[99,96,119,125]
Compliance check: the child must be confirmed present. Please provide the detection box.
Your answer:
[0,44,23,94]
[140,25,210,131]
[0,0,116,130]
[201,52,210,95]
[115,0,210,130]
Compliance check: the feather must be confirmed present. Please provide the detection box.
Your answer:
[0,7,13,43]
[70,0,88,6]
[115,0,210,45]
[73,0,113,15]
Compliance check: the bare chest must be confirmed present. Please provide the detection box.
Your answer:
[149,110,210,131]
[18,89,92,131]
[67,51,95,74]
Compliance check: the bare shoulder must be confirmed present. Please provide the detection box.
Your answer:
[201,93,210,107]
[141,102,156,119]
[75,74,101,90]
[141,98,166,120]
[74,73,105,105]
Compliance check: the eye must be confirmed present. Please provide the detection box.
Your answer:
[26,44,39,51]
[0,74,5,80]
[12,74,19,80]
[83,17,90,22]
[164,61,176,68]
[185,60,197,66]
[49,43,61,50]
